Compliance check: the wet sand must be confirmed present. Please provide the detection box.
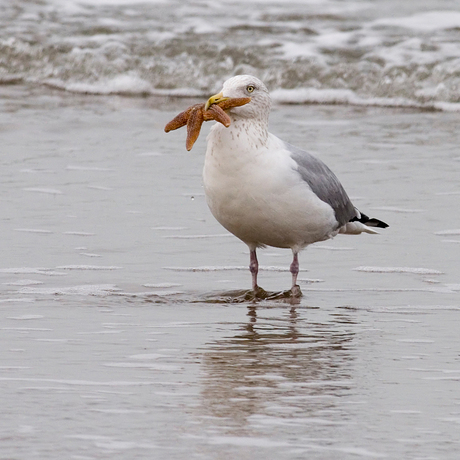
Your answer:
[1,85,460,459]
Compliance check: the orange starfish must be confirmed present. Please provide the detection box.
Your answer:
[164,97,251,151]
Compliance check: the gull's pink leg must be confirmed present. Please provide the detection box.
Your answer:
[290,251,299,289]
[249,249,259,291]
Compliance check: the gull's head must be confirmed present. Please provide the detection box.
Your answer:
[206,75,271,123]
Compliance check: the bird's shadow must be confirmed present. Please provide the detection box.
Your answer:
[200,285,302,304]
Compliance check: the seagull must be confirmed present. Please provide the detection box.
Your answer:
[202,75,388,295]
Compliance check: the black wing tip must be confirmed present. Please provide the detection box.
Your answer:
[366,218,389,228]
[351,213,389,228]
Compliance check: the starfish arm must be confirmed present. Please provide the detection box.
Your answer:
[186,105,205,151]
[203,105,231,127]
[217,97,251,110]
[164,106,193,132]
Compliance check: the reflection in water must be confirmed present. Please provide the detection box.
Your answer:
[197,305,356,437]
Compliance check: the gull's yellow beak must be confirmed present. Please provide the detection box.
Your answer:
[204,92,229,111]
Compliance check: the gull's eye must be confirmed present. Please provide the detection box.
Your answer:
[246,85,255,93]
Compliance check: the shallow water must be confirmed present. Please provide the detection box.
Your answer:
[1,85,460,459]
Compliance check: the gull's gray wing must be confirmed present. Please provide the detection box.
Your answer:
[286,142,356,227]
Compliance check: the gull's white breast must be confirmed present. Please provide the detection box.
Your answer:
[203,122,339,250]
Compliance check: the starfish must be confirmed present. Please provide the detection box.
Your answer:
[164,97,251,151]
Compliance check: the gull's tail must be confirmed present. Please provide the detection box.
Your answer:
[339,212,389,235]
